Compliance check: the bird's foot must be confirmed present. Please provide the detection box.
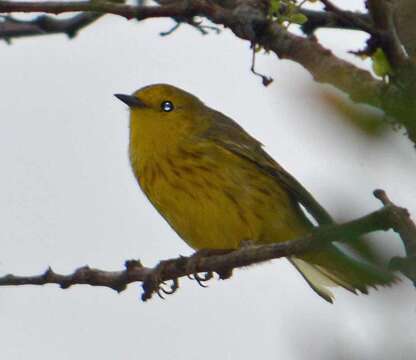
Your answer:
[141,259,179,301]
[186,249,234,286]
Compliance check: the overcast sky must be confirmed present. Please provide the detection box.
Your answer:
[1,1,416,359]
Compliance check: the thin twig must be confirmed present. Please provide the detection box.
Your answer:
[250,44,273,86]
[0,0,126,40]
[300,1,374,34]
[299,8,371,35]
[0,12,102,40]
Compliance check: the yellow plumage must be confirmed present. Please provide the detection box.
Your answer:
[116,84,396,302]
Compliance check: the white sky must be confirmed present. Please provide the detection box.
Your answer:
[1,1,416,359]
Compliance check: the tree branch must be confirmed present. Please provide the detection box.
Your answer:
[321,0,373,33]
[374,190,416,284]
[0,1,385,110]
[0,12,102,40]
[0,1,373,40]
[394,0,416,61]
[0,1,197,19]
[0,0,126,40]
[299,7,371,35]
[366,0,407,67]
[1,1,415,143]
[259,22,384,108]
[1,190,414,301]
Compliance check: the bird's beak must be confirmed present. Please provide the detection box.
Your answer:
[114,94,147,108]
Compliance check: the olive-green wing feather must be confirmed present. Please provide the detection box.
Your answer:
[202,114,386,266]
[201,109,333,226]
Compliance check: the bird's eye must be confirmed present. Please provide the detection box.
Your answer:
[161,101,174,112]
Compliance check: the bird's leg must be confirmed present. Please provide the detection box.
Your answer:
[186,249,234,286]
[141,259,179,301]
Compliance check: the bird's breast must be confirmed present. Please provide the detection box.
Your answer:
[130,140,309,250]
[130,142,261,249]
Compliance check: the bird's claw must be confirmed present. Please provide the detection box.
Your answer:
[141,260,179,301]
[188,271,213,287]
[160,279,179,295]
[186,249,232,288]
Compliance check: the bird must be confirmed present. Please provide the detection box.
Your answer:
[115,83,396,302]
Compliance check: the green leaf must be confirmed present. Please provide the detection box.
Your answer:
[288,13,308,25]
[372,48,392,77]
[269,0,281,15]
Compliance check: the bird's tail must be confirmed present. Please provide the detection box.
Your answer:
[289,244,398,303]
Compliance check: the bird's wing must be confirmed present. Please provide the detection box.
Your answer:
[200,109,334,226]
[199,110,398,300]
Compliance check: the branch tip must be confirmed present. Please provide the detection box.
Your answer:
[373,188,390,205]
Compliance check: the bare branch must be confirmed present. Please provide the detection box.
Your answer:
[0,1,203,19]
[315,0,373,34]
[0,12,102,40]
[0,190,414,300]
[299,7,371,35]
[374,189,416,257]
[374,190,416,284]
[0,0,125,40]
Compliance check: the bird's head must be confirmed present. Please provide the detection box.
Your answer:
[115,84,210,154]
[115,83,207,126]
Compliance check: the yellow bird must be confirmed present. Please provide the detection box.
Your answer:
[115,84,395,302]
